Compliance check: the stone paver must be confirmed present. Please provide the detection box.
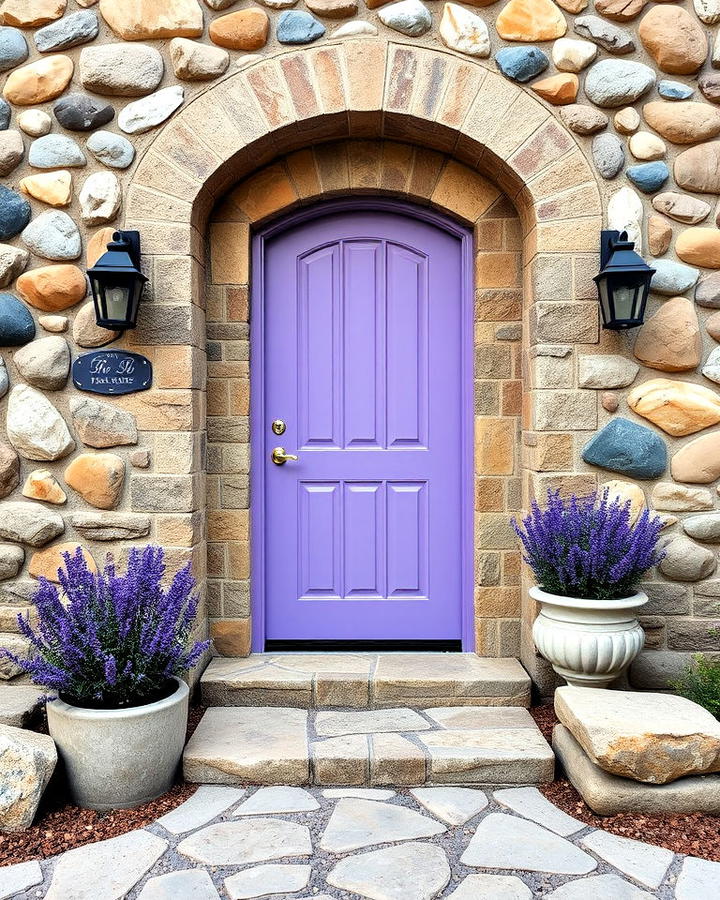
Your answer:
[448,874,532,899]
[156,785,245,834]
[137,869,221,899]
[675,856,720,899]
[581,829,674,889]
[224,863,311,899]
[425,706,536,729]
[0,859,42,899]
[462,813,597,874]
[18,783,694,899]
[44,830,168,900]
[233,785,319,814]
[494,786,585,836]
[327,842,451,900]
[547,874,654,899]
[319,797,446,852]
[410,786,489,825]
[316,708,431,735]
[177,818,312,865]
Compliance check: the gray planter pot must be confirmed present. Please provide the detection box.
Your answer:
[46,677,189,811]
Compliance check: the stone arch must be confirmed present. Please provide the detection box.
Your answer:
[122,39,604,683]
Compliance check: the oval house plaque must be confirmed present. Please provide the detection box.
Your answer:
[72,350,152,396]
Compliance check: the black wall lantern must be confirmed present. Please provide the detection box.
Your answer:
[88,230,147,331]
[593,230,655,330]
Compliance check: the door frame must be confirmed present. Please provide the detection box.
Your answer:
[249,197,476,652]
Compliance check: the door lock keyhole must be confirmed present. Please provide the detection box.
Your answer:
[271,419,286,436]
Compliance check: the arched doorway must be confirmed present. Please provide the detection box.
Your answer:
[251,199,474,650]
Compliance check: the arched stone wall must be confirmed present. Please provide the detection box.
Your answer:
[121,41,602,689]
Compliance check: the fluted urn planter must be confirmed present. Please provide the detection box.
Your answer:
[531,586,648,688]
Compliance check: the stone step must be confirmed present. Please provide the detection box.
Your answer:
[200,653,532,709]
[183,705,554,787]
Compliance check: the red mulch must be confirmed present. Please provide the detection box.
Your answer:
[530,702,720,861]
[0,704,207,868]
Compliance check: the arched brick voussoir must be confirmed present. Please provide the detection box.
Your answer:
[125,39,601,250]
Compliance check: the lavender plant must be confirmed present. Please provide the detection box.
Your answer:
[3,545,209,709]
[512,489,664,602]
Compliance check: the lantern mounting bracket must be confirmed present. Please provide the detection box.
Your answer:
[599,229,625,270]
[113,230,142,270]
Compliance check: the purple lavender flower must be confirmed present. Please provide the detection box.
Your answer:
[0,545,210,708]
[512,489,665,601]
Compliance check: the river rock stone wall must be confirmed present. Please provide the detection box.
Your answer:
[0,0,719,685]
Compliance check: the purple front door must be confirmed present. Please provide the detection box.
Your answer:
[254,202,472,645]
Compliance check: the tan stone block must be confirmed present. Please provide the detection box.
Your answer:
[475,618,499,656]
[156,511,203,547]
[228,379,250,417]
[432,161,499,223]
[530,472,597,501]
[210,223,249,284]
[308,47,345,115]
[475,587,521,618]
[280,54,320,120]
[314,142,349,194]
[476,513,517,550]
[29,542,96,582]
[208,510,249,543]
[115,390,201,431]
[207,380,228,417]
[370,734,426,785]
[532,302,599,345]
[246,62,295,130]
[476,290,522,321]
[533,389,597,431]
[231,164,298,225]
[314,675,370,709]
[381,142,413,193]
[436,60,486,132]
[524,432,574,471]
[211,619,251,657]
[510,121,574,181]
[475,253,521,289]
[343,38,386,113]
[502,380,522,416]
[154,432,201,475]
[313,735,369,785]
[476,477,504,512]
[227,541,250,579]
[286,148,321,200]
[475,417,515,476]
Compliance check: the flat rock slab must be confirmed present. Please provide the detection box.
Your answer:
[233,786,319,815]
[448,874,532,899]
[327,842,451,900]
[137,869,220,900]
[553,724,720,815]
[183,707,309,785]
[676,856,720,900]
[156,785,245,834]
[177,818,312,866]
[316,708,431,736]
[580,829,673,889]
[224,864,311,899]
[0,860,43,899]
[555,686,720,784]
[424,707,536,729]
[319,797,446,852]
[410,786,489,825]
[44,830,168,900]
[323,788,395,800]
[201,653,530,709]
[546,874,654,899]
[0,685,42,727]
[461,812,597,875]
[493,786,585,836]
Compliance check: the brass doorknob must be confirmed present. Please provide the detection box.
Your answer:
[271,446,299,465]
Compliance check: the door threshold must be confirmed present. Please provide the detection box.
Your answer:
[263,640,462,652]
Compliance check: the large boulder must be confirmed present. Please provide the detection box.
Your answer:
[555,686,720,784]
[0,725,56,830]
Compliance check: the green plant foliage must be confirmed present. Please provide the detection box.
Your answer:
[673,654,720,720]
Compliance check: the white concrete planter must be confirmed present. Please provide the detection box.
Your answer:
[46,677,189,811]
[531,586,648,688]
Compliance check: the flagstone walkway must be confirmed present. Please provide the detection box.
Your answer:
[3,785,716,899]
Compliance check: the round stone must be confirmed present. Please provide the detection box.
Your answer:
[629,131,666,160]
[7,383,74,461]
[648,215,672,256]
[16,264,86,312]
[99,0,204,40]
[86,131,135,170]
[169,38,230,80]
[495,0,567,41]
[22,211,81,261]
[584,59,655,108]
[439,3,490,58]
[0,185,31,240]
[0,99,10,131]
[551,37,597,72]
[573,15,634,53]
[333,20,377,36]
[0,293,35,345]
[675,142,720,194]
[19,170,73,207]
[594,0,646,21]
[0,130,24,176]
[64,452,125,510]
[676,228,720,268]
[209,9,270,49]
[72,300,119,348]
[277,9,327,42]
[627,378,720,436]
[633,297,701,372]
[581,417,667,480]
[531,73,578,105]
[703,346,720,385]
[79,171,120,225]
[0,243,28,287]
[53,93,114,131]
[306,0,357,16]
[639,6,708,75]
[79,43,164,97]
[560,104,608,135]
[2,0,66,28]
[626,161,669,193]
[643,101,720,145]
[118,85,184,135]
[607,185,644,252]
[672,432,720,483]
[495,46,549,83]
[614,106,640,134]
[592,133,625,179]
[695,271,720,308]
[34,10,98,52]
[0,27,28,73]
[14,336,70,391]
[377,0,431,36]
[3,55,73,106]
[695,0,720,24]
[699,74,720,104]
[17,109,51,137]
[38,314,67,333]
[658,80,694,101]
[660,536,715,581]
[28,134,86,169]
[652,192,711,225]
